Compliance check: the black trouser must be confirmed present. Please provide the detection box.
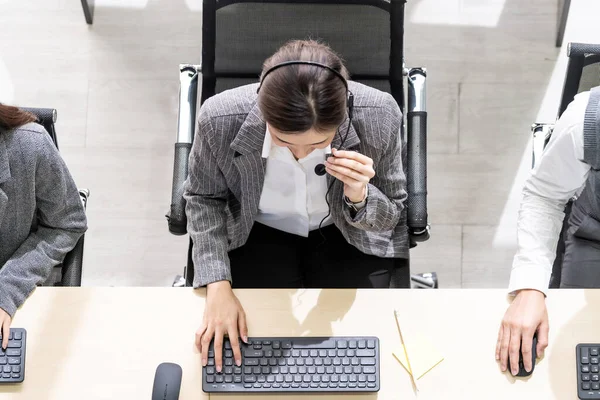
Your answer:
[228,223,394,289]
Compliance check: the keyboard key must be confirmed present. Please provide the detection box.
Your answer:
[11,366,20,373]
[594,383,600,390]
[225,359,233,366]
[262,367,270,374]
[234,366,242,374]
[358,340,366,349]
[8,358,21,365]
[356,349,375,357]
[347,349,355,357]
[273,383,281,388]
[0,358,6,365]
[351,358,360,366]
[206,367,215,375]
[6,350,20,357]
[353,366,362,374]
[11,373,19,379]
[583,382,591,391]
[349,382,357,388]
[244,384,252,389]
[272,341,280,349]
[358,383,366,388]
[276,375,284,383]
[328,350,336,357]
[281,341,292,349]
[299,366,307,374]
[269,359,277,366]
[244,359,259,366]
[310,350,318,357]
[14,332,22,341]
[368,375,376,382]
[361,358,376,366]
[258,376,266,383]
[215,376,223,383]
[583,365,591,373]
[349,340,357,349]
[367,340,375,349]
[338,340,348,349]
[2,373,10,379]
[317,366,325,374]
[234,376,242,383]
[2,366,9,373]
[225,375,233,383]
[245,350,263,358]
[315,358,323,366]
[593,374,599,382]
[583,374,591,381]
[593,365,599,373]
[274,350,282,358]
[592,348,599,357]
[313,375,321,383]
[263,341,271,346]
[253,367,261,375]
[253,383,261,388]
[358,374,367,382]
[344,366,352,374]
[363,366,376,374]
[7,341,20,349]
[224,341,232,350]
[368,382,377,388]
[267,376,275,383]
[244,376,257,383]
[207,359,215,366]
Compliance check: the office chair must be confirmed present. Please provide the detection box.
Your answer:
[530,42,600,288]
[19,107,89,287]
[167,0,435,289]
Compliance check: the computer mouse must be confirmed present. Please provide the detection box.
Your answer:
[508,334,538,377]
[152,362,182,400]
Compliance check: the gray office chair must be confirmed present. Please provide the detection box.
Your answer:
[20,107,89,287]
[530,42,600,288]
[167,0,436,289]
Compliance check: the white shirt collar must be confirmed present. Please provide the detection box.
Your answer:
[263,126,332,160]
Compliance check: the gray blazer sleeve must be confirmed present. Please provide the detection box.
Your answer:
[183,106,232,288]
[0,133,87,317]
[342,95,407,232]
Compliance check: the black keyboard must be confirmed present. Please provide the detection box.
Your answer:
[202,336,380,393]
[577,344,600,399]
[0,328,26,383]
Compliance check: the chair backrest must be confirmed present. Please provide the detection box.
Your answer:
[181,0,411,287]
[18,107,85,287]
[546,43,600,288]
[201,0,405,112]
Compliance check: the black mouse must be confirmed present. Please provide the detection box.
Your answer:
[508,334,538,377]
[152,362,182,400]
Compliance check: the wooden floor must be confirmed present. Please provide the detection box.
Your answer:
[0,0,599,288]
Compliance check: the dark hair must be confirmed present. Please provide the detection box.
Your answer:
[258,40,349,134]
[0,104,37,130]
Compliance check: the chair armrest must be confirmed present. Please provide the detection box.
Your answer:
[406,67,430,242]
[531,123,554,169]
[60,189,89,287]
[568,42,600,57]
[167,64,201,235]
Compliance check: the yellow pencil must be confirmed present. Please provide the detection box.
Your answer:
[394,309,418,391]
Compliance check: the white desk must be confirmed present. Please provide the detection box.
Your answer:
[0,287,596,399]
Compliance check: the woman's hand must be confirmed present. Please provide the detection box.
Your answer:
[324,148,375,202]
[496,289,549,375]
[0,308,12,350]
[196,281,248,372]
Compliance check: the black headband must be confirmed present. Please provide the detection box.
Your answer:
[256,60,349,94]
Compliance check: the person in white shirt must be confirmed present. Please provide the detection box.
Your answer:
[184,40,407,370]
[497,88,599,376]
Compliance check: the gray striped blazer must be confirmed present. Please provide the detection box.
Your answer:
[184,81,408,287]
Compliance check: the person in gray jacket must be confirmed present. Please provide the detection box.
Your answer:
[0,104,87,349]
[184,40,407,371]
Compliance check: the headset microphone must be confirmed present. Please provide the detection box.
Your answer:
[314,163,327,176]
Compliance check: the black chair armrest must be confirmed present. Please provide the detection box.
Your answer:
[19,107,59,148]
[167,64,201,235]
[406,68,429,242]
[568,42,600,57]
[60,189,89,287]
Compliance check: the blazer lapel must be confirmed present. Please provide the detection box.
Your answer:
[0,135,11,221]
[230,102,267,238]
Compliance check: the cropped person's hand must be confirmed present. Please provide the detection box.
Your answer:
[496,289,549,375]
[324,148,375,203]
[0,308,12,350]
[196,281,248,372]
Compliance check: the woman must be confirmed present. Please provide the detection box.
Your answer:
[184,40,407,370]
[0,105,87,349]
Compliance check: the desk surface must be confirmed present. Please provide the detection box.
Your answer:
[0,287,596,399]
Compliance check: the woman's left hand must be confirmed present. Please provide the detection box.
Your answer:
[324,148,375,203]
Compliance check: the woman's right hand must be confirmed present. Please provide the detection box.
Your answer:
[0,307,12,350]
[496,289,549,375]
[196,281,248,372]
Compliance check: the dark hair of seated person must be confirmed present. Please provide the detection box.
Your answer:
[258,39,349,134]
[0,104,37,130]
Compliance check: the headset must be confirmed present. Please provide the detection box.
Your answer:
[257,60,355,239]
